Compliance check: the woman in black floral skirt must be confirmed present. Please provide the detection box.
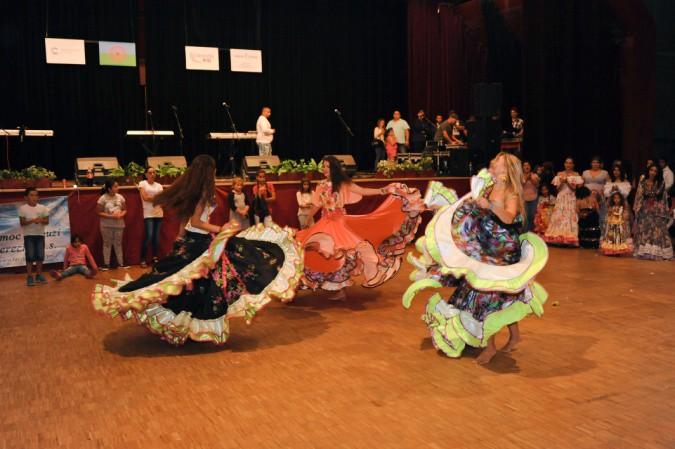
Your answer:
[92,155,303,345]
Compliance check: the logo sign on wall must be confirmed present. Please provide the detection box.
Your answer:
[99,41,136,67]
[185,46,220,71]
[230,49,263,73]
[0,196,71,268]
[45,38,86,65]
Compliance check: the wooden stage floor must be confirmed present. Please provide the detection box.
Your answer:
[0,248,673,448]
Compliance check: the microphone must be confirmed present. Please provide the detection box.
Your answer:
[147,109,152,116]
[18,125,25,143]
[334,108,342,116]
[171,105,178,111]
[222,101,230,108]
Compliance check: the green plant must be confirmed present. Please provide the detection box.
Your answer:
[377,160,398,177]
[125,162,145,179]
[109,167,126,178]
[0,169,21,179]
[419,156,434,171]
[22,165,56,180]
[156,163,186,178]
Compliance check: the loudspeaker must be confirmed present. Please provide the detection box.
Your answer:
[146,156,187,168]
[243,155,281,180]
[74,157,120,186]
[471,83,503,118]
[326,154,357,175]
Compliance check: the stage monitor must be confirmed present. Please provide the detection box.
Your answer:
[74,157,120,186]
[243,155,281,180]
[146,156,187,168]
[326,154,357,175]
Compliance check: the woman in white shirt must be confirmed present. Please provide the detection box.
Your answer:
[296,179,315,229]
[372,118,386,171]
[138,167,164,267]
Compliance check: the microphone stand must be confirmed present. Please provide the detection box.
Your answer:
[334,110,354,154]
[171,107,185,156]
[147,110,157,155]
[223,103,239,177]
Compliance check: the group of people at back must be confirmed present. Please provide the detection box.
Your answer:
[371,109,474,169]
[521,155,673,261]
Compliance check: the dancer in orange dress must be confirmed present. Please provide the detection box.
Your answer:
[296,156,423,297]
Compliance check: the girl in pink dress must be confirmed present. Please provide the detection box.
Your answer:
[385,129,398,161]
[296,156,423,297]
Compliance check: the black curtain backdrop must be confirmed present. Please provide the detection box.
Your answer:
[521,0,623,169]
[407,0,486,120]
[1,0,407,177]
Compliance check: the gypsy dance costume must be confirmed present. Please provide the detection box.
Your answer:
[92,205,303,345]
[404,172,548,357]
[633,180,673,260]
[544,174,583,246]
[600,205,632,256]
[295,180,423,290]
[533,194,556,235]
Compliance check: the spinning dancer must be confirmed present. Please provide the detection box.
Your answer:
[404,152,548,364]
[92,155,303,345]
[296,156,423,298]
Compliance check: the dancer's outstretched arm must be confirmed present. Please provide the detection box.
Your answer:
[349,182,386,197]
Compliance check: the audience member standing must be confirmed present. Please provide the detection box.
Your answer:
[138,167,164,267]
[372,118,386,171]
[386,110,410,154]
[633,164,673,260]
[522,161,539,232]
[256,106,275,156]
[97,180,128,270]
[544,157,583,247]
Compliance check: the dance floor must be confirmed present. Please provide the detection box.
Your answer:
[0,248,673,448]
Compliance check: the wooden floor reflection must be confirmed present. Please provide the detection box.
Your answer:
[0,248,673,448]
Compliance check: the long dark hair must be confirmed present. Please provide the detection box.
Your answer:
[101,179,117,195]
[610,163,627,182]
[154,154,216,220]
[299,178,313,193]
[323,156,351,193]
[644,164,664,186]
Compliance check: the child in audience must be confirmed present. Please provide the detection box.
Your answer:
[18,187,49,286]
[296,179,315,229]
[252,170,276,226]
[533,184,556,236]
[50,235,98,280]
[96,180,127,270]
[600,191,632,256]
[228,176,251,230]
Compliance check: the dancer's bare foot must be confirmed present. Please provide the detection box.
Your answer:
[326,289,346,301]
[476,337,497,365]
[500,323,521,353]
[500,335,521,353]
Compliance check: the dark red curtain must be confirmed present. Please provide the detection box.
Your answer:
[407,0,486,118]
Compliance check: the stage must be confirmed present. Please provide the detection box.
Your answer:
[0,176,469,267]
[0,248,672,448]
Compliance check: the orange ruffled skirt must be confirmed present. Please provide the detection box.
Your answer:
[296,183,424,290]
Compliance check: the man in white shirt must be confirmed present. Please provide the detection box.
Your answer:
[386,110,410,154]
[256,106,275,156]
[657,156,673,192]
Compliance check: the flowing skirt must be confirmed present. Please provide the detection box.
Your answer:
[92,223,303,345]
[296,183,423,291]
[578,208,600,249]
[633,204,673,260]
[544,190,579,246]
[404,182,548,358]
[600,220,633,256]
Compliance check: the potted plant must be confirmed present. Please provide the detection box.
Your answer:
[376,160,397,178]
[124,162,146,185]
[0,169,26,189]
[276,159,303,181]
[23,165,56,188]
[108,166,126,183]
[156,163,186,185]
[419,156,436,177]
